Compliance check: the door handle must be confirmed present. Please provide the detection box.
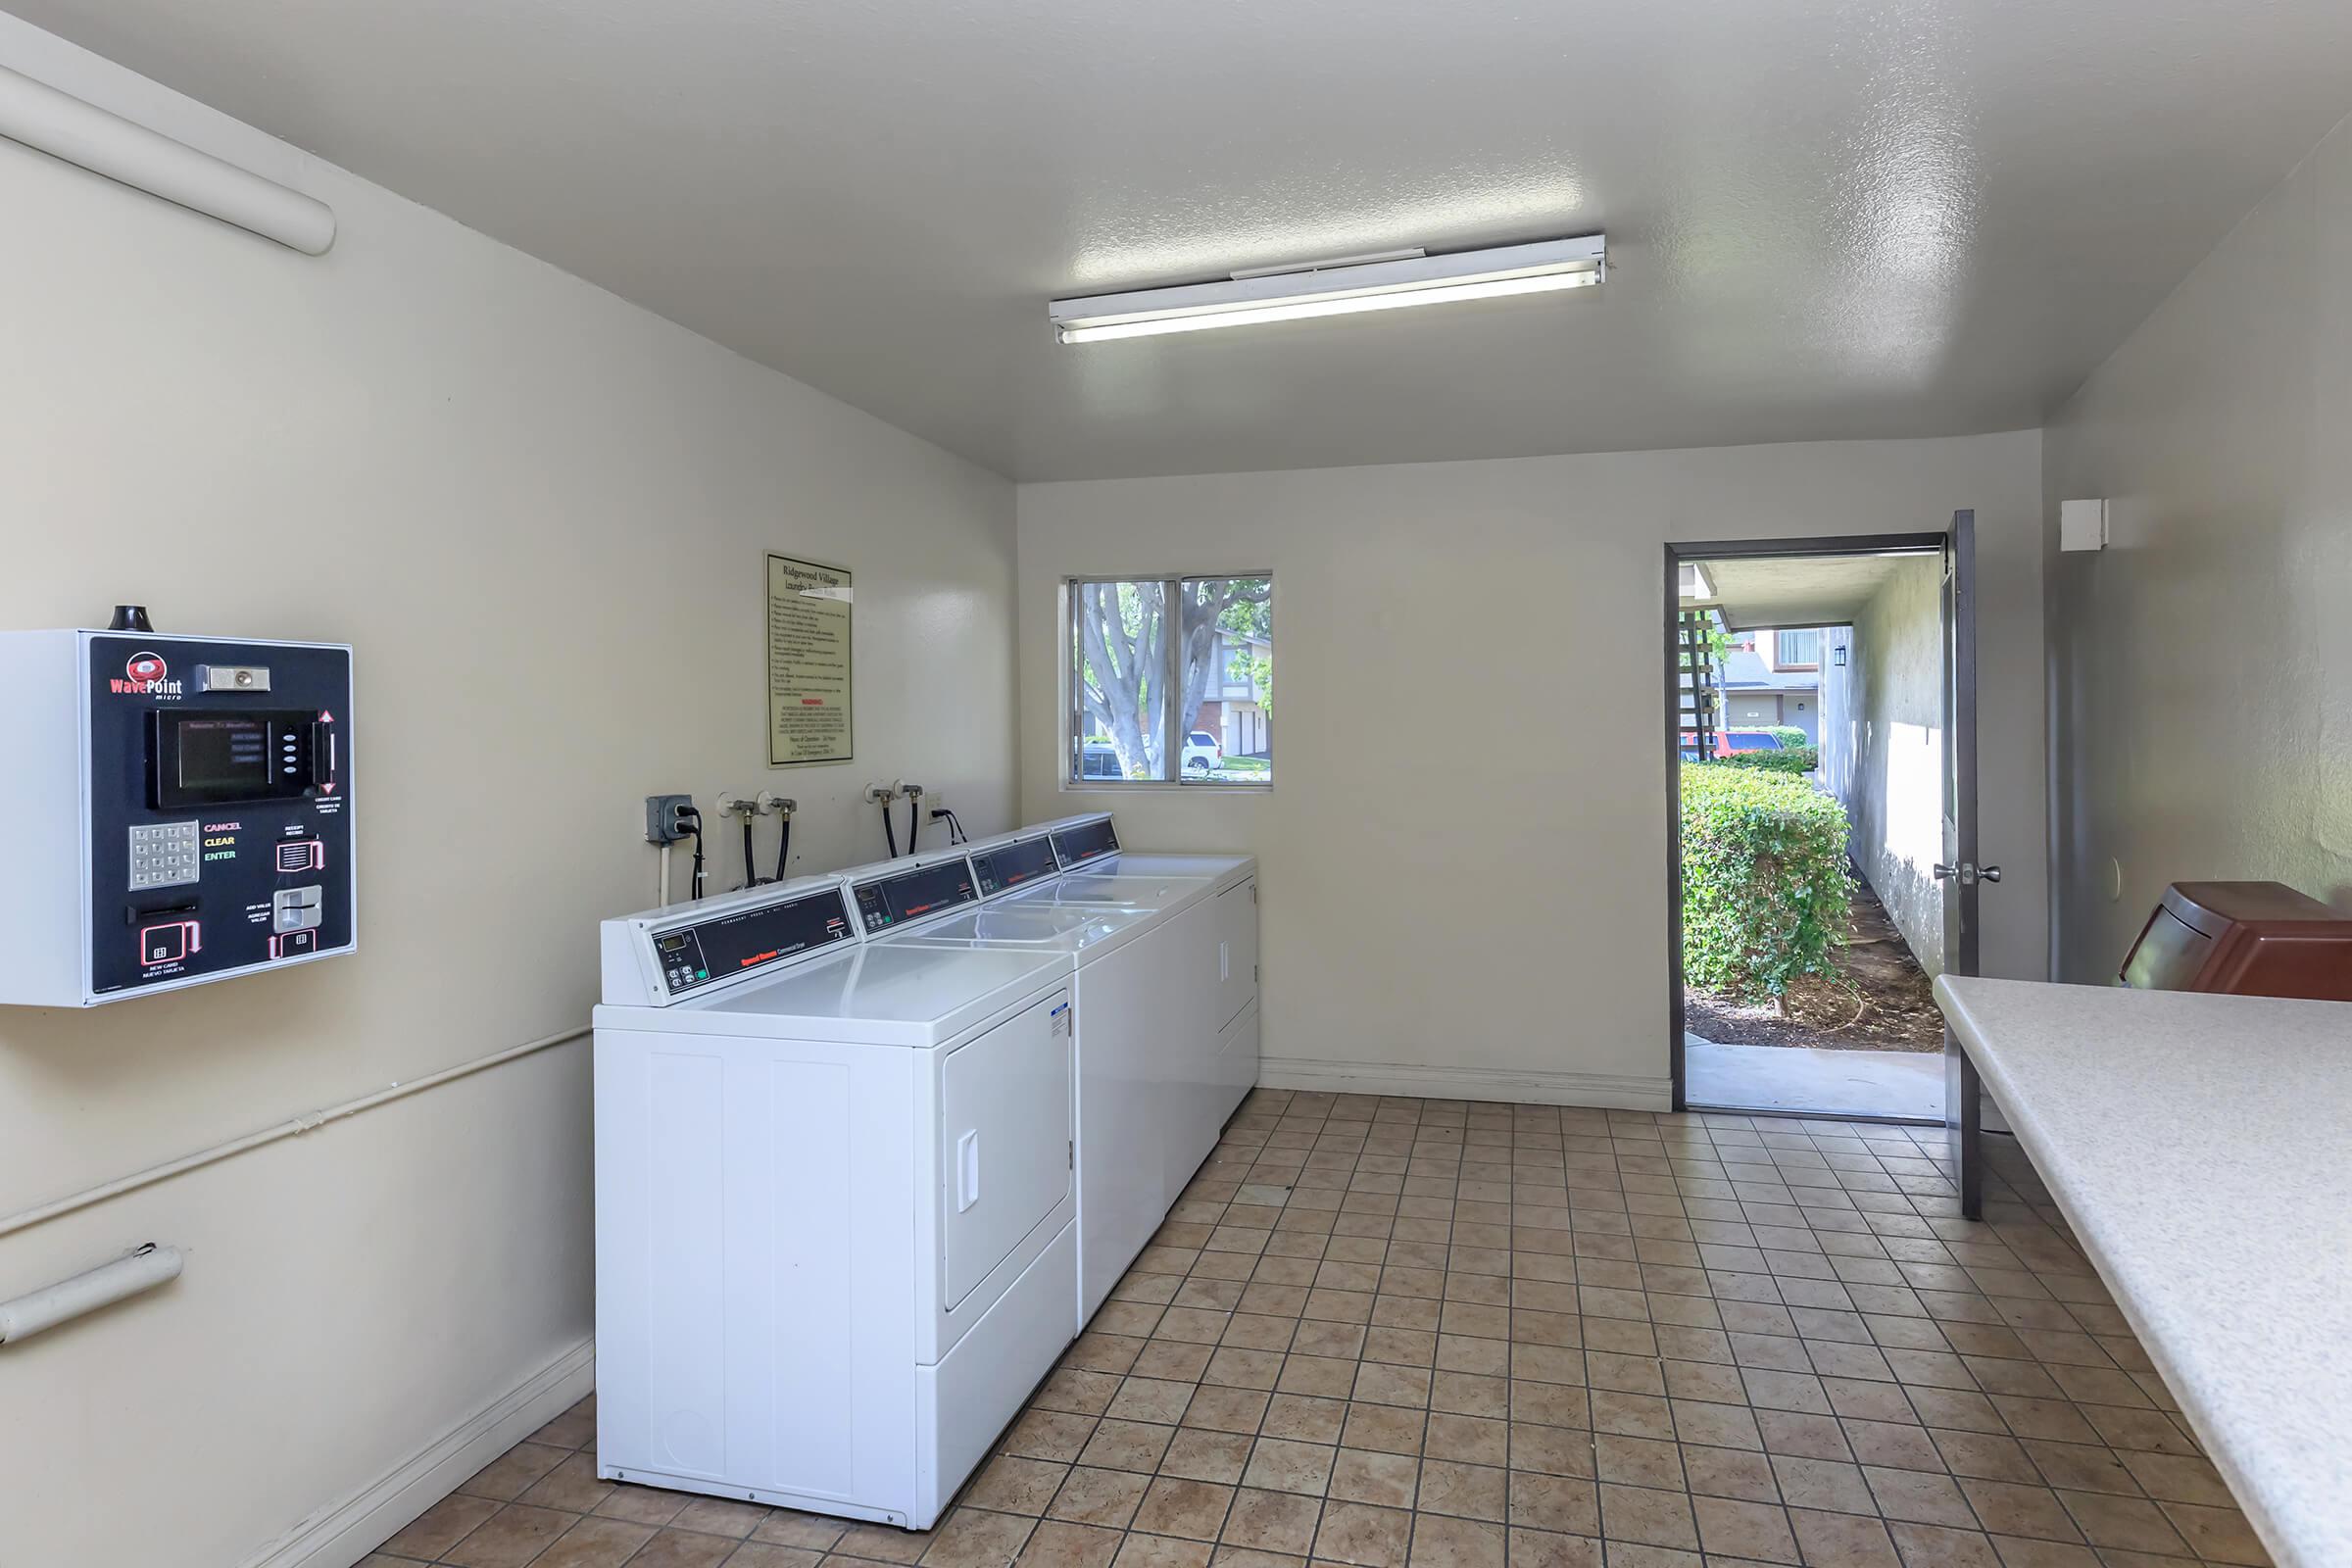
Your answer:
[1979,865,2001,883]
[956,1130,980,1212]
[1933,862,2000,885]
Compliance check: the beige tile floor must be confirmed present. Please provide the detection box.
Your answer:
[370,1090,2271,1568]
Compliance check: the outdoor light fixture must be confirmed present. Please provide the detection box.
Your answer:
[1049,235,1606,344]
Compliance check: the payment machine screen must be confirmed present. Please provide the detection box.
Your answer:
[657,887,853,995]
[1050,818,1120,866]
[852,860,978,933]
[973,837,1059,897]
[150,709,326,808]
[174,718,271,793]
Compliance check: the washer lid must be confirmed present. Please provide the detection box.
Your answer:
[891,902,1147,945]
[881,902,1160,962]
[1077,852,1255,889]
[599,941,1071,1047]
[1005,872,1213,912]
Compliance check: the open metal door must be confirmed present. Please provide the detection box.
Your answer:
[1937,511,1997,1215]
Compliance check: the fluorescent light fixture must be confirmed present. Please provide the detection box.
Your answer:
[0,63,334,254]
[1050,234,1604,344]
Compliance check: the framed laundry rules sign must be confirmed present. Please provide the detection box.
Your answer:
[765,553,854,765]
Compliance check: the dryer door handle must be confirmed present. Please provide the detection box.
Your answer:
[956,1130,981,1212]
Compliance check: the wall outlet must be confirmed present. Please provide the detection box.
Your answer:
[645,794,696,844]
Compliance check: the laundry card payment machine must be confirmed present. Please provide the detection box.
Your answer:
[0,628,356,1005]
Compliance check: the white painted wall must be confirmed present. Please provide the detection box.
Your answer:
[0,20,1016,1567]
[1818,559,1947,974]
[1017,433,2047,1106]
[2043,111,2352,979]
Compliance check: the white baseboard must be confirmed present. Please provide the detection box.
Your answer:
[240,1336,596,1568]
[1256,1055,1673,1111]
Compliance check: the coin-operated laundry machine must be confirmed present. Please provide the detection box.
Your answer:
[1032,814,1262,1210]
[0,625,356,1005]
[877,829,1225,1324]
[593,871,1078,1529]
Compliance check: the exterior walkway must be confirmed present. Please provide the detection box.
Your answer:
[1687,1038,1944,1121]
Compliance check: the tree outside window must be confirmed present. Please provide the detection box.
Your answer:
[1070,575,1273,785]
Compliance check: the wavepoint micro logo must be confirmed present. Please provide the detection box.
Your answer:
[111,651,182,696]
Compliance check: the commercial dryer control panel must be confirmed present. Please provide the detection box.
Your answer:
[850,856,980,935]
[1049,815,1120,867]
[0,629,356,1006]
[971,834,1061,899]
[599,875,861,1007]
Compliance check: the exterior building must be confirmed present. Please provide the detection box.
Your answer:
[1719,628,1823,741]
[1193,628,1271,756]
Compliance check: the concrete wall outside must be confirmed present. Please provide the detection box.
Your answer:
[1820,559,1948,975]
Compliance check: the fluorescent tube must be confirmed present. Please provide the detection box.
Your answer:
[0,63,335,254]
[1051,235,1604,344]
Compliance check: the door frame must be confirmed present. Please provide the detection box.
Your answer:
[1663,531,1953,1116]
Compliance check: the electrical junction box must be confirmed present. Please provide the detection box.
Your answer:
[0,629,356,1006]
[2060,498,2109,552]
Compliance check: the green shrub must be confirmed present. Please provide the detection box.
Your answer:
[1766,725,1809,750]
[1704,746,1819,775]
[1680,766,1852,1000]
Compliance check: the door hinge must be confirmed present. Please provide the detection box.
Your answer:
[1253,963,1259,982]
[1068,1140,1075,1170]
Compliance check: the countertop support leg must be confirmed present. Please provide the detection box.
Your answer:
[1946,1031,1983,1220]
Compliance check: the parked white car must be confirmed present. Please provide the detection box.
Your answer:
[1181,730,1223,773]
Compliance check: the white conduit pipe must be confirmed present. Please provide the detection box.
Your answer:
[0,63,335,254]
[0,1243,182,1347]
[0,1026,587,1239]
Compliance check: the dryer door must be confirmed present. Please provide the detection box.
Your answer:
[1213,879,1258,1031]
[941,990,1074,1310]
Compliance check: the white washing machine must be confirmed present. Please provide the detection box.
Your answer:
[884,826,1252,1326]
[1039,815,1262,1159]
[593,873,1077,1530]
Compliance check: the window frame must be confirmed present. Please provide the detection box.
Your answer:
[1769,627,1822,671]
[1065,572,1274,790]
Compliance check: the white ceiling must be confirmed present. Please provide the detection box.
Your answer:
[1693,552,1940,630]
[14,0,2351,480]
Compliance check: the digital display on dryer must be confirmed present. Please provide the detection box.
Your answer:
[657,888,854,994]
[973,837,1059,897]
[1051,818,1120,866]
[851,859,978,933]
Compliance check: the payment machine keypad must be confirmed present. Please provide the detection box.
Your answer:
[127,820,201,890]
